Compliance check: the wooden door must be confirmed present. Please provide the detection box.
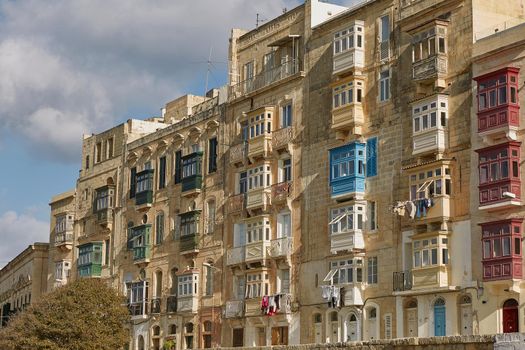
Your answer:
[232,328,244,347]
[314,323,322,344]
[503,299,519,333]
[330,321,339,343]
[434,305,446,336]
[406,308,418,337]
[347,317,358,341]
[460,304,473,335]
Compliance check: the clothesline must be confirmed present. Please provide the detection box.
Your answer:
[391,198,434,219]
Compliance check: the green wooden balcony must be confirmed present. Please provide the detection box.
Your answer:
[181,174,202,192]
[133,246,151,263]
[180,233,200,253]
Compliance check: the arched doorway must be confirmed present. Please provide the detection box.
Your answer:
[137,335,145,350]
[405,299,418,337]
[459,294,473,335]
[365,307,377,340]
[503,299,519,333]
[433,298,446,336]
[345,313,359,341]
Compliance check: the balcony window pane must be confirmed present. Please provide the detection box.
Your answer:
[511,87,517,103]
[429,37,436,56]
[422,115,428,129]
[356,268,363,282]
[435,179,442,195]
[490,163,499,181]
[430,112,437,127]
[431,248,438,265]
[503,237,511,256]
[499,86,507,104]
[501,160,509,179]
[441,112,447,126]
[357,34,362,48]
[479,93,487,110]
[442,248,448,264]
[422,250,429,266]
[357,88,363,103]
[512,161,519,177]
[414,251,421,267]
[489,90,496,107]
[414,118,420,132]
[480,166,488,184]
[483,240,491,259]
[493,239,502,257]
[438,37,445,53]
[422,39,429,59]
[515,238,521,255]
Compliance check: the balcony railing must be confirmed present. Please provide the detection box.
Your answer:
[245,240,270,263]
[269,237,293,258]
[166,295,177,313]
[54,232,73,246]
[412,55,447,81]
[136,190,153,206]
[226,246,245,266]
[229,59,301,99]
[225,300,244,318]
[246,188,272,211]
[151,297,161,314]
[227,194,246,214]
[180,233,200,253]
[96,209,113,225]
[330,229,365,254]
[272,127,294,150]
[129,301,147,317]
[393,270,413,292]
[271,181,293,203]
[230,143,247,164]
[133,246,150,262]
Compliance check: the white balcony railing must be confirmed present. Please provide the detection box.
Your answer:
[269,237,293,258]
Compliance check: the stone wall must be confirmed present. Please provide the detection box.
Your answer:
[218,334,525,350]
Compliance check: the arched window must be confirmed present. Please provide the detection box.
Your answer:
[155,270,163,297]
[203,321,212,332]
[138,335,145,350]
[169,324,177,335]
[204,262,214,296]
[152,325,161,336]
[434,298,446,306]
[185,323,194,333]
[155,212,165,245]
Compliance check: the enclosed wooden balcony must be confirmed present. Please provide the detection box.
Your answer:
[332,20,365,75]
[342,285,364,306]
[333,48,364,75]
[246,188,271,211]
[332,104,364,135]
[413,129,446,155]
[180,233,200,254]
[413,54,447,82]
[54,232,74,250]
[412,196,451,223]
[133,246,151,265]
[245,240,270,264]
[412,265,450,290]
[330,229,365,254]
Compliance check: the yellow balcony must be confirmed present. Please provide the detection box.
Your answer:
[330,230,365,254]
[413,128,447,156]
[272,127,294,152]
[248,134,272,161]
[230,143,247,165]
[342,284,364,306]
[246,188,271,211]
[331,104,364,136]
[413,196,451,223]
[245,298,263,317]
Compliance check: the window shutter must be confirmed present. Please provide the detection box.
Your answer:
[384,313,392,339]
[159,156,166,189]
[130,167,137,198]
[366,137,378,177]
[174,151,182,184]
[208,138,218,173]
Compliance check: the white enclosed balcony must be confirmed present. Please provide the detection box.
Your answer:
[177,295,198,313]
[343,284,364,306]
[411,94,449,156]
[333,20,365,75]
[269,237,293,258]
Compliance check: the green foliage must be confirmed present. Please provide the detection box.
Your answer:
[0,278,130,350]
[163,339,176,350]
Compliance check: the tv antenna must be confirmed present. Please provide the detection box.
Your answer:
[256,13,267,29]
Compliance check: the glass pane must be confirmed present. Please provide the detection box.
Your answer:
[503,237,511,256]
[515,238,521,255]
[422,250,429,266]
[431,248,438,265]
[493,239,502,257]
[499,86,507,104]
[483,240,491,259]
[501,160,509,178]
[490,163,499,181]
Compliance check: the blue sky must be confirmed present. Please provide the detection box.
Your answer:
[0,0,360,267]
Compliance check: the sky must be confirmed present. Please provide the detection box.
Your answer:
[0,0,361,268]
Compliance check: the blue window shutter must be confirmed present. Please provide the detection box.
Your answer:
[366,137,378,177]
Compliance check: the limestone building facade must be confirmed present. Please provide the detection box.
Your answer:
[28,0,525,349]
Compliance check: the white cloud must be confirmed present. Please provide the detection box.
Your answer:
[0,210,49,269]
[0,0,300,163]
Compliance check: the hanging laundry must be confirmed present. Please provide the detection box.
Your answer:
[261,296,269,314]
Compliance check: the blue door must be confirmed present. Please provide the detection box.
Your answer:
[434,304,446,336]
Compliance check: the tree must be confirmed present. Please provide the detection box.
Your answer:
[0,278,130,350]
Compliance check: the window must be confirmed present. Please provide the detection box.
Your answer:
[379,69,390,101]
[238,171,248,194]
[246,217,270,243]
[95,187,113,212]
[412,25,447,63]
[95,142,102,163]
[279,269,290,293]
[366,137,378,177]
[332,80,364,109]
[106,138,114,159]
[368,201,377,231]
[244,61,254,81]
[104,239,110,265]
[55,261,70,281]
[178,274,198,296]
[412,96,448,133]
[482,221,522,260]
[277,212,292,238]
[55,215,67,233]
[379,15,390,61]
[205,264,213,296]
[325,258,364,284]
[330,142,366,180]
[136,170,153,193]
[367,257,378,284]
[158,156,166,189]
[182,153,202,178]
[281,103,292,128]
[246,273,269,298]
[130,167,137,198]
[247,164,271,191]
[477,71,519,112]
[333,23,364,55]
[180,212,200,237]
[206,201,216,234]
[174,150,182,184]
[409,164,452,200]
[248,111,272,139]
[413,236,448,268]
[329,204,365,235]
[208,138,218,173]
[85,155,90,170]
[279,158,292,182]
[127,281,148,316]
[155,212,164,245]
[478,143,520,185]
